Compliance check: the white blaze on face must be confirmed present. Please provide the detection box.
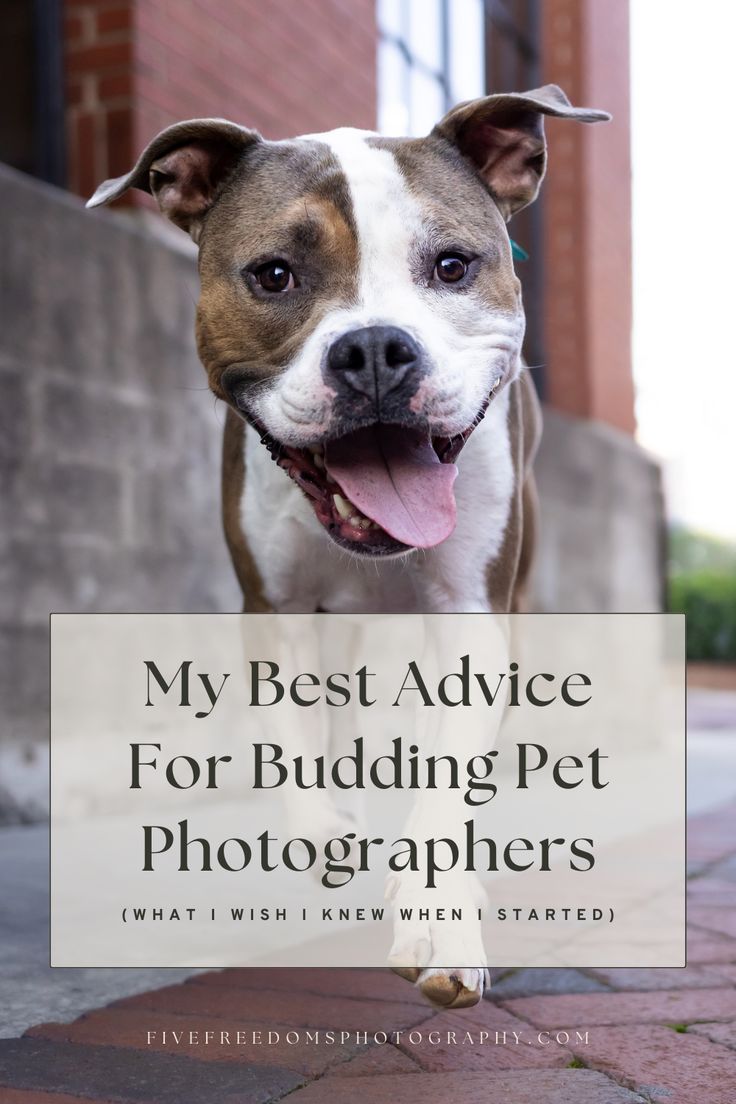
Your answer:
[257,127,524,446]
[315,128,425,321]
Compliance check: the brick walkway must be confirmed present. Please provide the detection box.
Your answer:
[1,800,735,1103]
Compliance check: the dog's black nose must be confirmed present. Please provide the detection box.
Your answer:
[325,326,423,412]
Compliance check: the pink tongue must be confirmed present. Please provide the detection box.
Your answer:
[324,425,457,548]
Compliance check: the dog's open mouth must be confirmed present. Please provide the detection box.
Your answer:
[252,408,487,556]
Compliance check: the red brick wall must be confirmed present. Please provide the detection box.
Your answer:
[64,0,377,202]
[541,0,635,435]
[64,1,135,198]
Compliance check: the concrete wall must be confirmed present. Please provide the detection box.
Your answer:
[0,165,240,820]
[0,165,663,821]
[530,410,665,613]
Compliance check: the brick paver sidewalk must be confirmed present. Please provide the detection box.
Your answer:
[1,800,735,1103]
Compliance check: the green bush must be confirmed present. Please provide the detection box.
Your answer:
[669,525,736,575]
[669,570,736,661]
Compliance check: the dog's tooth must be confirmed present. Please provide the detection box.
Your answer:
[333,494,352,519]
[357,518,372,530]
[313,442,324,455]
[313,452,325,469]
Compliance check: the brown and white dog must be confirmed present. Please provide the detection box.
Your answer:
[89,84,609,1005]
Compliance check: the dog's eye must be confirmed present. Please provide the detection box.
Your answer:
[434,253,469,284]
[254,260,295,293]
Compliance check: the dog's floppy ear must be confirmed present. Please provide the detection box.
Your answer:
[86,118,260,238]
[433,84,610,219]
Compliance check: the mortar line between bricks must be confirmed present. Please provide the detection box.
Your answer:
[483,996,659,1104]
[104,996,443,1036]
[565,1055,655,1104]
[496,1009,733,1030]
[687,847,736,881]
[386,1039,426,1071]
[186,974,446,1008]
[31,1004,443,1037]
[583,1062,653,1104]
[677,1032,736,1054]
[1,1038,310,1100]
[26,1015,436,1094]
[319,1036,429,1079]
[60,1004,400,1034]
[134,979,447,1015]
[687,919,736,941]
[271,1039,428,1100]
[573,968,618,992]
[26,1026,431,1083]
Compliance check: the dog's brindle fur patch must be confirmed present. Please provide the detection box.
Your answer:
[372,133,521,319]
[221,406,271,612]
[196,140,359,405]
[487,369,541,612]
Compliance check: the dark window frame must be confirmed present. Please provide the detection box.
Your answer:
[484,0,545,395]
[33,0,67,187]
[1,0,66,187]
[379,0,454,116]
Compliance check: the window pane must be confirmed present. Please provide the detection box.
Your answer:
[408,0,443,72]
[377,0,405,38]
[448,0,485,103]
[409,68,445,136]
[378,38,410,135]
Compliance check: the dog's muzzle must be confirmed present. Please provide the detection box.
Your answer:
[323,325,426,421]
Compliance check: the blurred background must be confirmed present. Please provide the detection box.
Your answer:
[0,0,733,824]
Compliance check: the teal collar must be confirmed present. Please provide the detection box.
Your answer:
[510,238,529,262]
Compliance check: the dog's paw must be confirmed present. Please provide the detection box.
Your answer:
[413,966,490,1008]
[389,953,490,1009]
[386,871,489,1008]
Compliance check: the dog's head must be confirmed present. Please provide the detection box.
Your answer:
[89,86,608,556]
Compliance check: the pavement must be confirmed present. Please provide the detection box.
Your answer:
[0,686,734,1101]
[0,823,203,1040]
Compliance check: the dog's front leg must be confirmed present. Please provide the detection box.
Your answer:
[386,615,508,1008]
